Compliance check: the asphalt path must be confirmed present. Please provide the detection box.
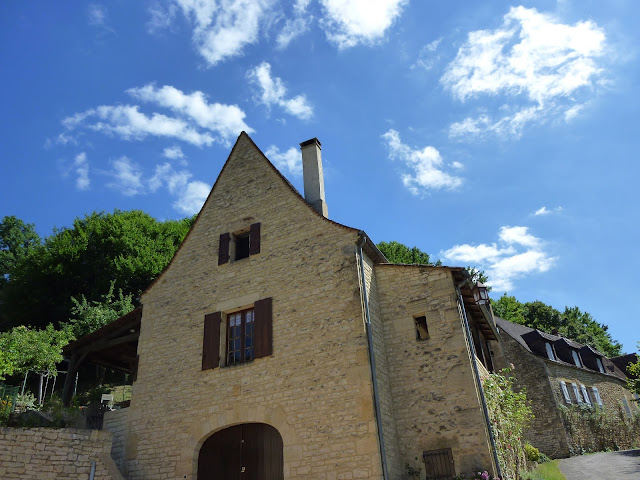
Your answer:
[556,449,640,480]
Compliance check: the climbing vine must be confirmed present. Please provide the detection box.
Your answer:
[483,369,534,480]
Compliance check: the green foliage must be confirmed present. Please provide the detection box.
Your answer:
[523,444,540,462]
[65,280,135,338]
[483,369,534,480]
[558,404,640,453]
[522,461,567,480]
[467,266,491,290]
[15,391,37,412]
[626,346,640,395]
[0,210,192,330]
[0,216,41,288]
[491,294,622,357]
[377,241,439,265]
[0,324,74,379]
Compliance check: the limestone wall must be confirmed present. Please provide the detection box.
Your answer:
[375,264,495,477]
[0,427,122,480]
[103,408,128,475]
[126,135,384,480]
[499,332,571,458]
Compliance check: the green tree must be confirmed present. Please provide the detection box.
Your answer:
[626,346,640,395]
[0,324,73,380]
[0,216,41,287]
[65,281,135,338]
[491,294,527,325]
[377,241,439,265]
[0,210,192,331]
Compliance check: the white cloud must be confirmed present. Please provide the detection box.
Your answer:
[74,152,90,191]
[62,84,251,147]
[174,0,274,66]
[163,145,185,160]
[173,180,210,215]
[277,17,310,49]
[147,2,178,34]
[88,4,115,33]
[319,0,407,49]
[441,225,556,291]
[412,38,442,70]
[107,157,144,196]
[265,145,302,176]
[381,129,463,193]
[441,6,606,139]
[247,62,313,119]
[127,84,252,139]
[533,206,563,216]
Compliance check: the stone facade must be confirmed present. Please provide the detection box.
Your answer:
[0,427,122,480]
[103,133,499,479]
[497,318,639,458]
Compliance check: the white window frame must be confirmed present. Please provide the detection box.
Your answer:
[571,350,582,367]
[591,386,603,406]
[595,357,605,373]
[560,381,572,404]
[545,342,556,361]
[572,383,582,404]
[580,384,592,406]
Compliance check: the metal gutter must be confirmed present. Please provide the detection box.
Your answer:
[356,233,389,480]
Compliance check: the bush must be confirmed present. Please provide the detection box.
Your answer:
[524,444,540,462]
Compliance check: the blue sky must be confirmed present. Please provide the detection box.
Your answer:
[1,1,638,352]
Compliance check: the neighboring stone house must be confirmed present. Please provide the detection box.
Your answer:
[63,132,504,480]
[496,317,639,458]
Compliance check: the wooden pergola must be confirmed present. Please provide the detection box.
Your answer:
[61,307,141,406]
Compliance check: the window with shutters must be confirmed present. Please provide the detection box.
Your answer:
[591,386,603,407]
[580,384,592,406]
[218,223,261,265]
[572,382,582,404]
[560,381,572,404]
[202,297,273,371]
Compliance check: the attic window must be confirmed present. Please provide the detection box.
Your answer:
[235,233,250,260]
[571,350,583,368]
[414,316,429,340]
[596,357,605,373]
[545,342,556,361]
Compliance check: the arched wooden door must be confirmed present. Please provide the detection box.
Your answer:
[198,423,284,480]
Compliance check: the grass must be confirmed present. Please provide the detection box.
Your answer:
[523,461,567,480]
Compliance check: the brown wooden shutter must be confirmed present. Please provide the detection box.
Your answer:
[253,297,272,358]
[249,222,261,255]
[203,312,221,370]
[218,233,230,265]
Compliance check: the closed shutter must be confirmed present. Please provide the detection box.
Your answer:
[254,297,272,358]
[580,384,592,406]
[249,222,261,255]
[572,383,582,404]
[218,233,230,265]
[203,312,221,370]
[560,381,572,404]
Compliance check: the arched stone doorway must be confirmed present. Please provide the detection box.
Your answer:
[197,423,284,480]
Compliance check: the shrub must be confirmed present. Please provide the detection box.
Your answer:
[524,444,540,462]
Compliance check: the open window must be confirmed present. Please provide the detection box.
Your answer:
[414,316,429,340]
[202,297,273,370]
[218,223,261,265]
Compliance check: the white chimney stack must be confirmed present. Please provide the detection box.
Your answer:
[300,138,328,217]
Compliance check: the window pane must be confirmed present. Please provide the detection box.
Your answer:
[572,351,581,367]
[545,342,555,361]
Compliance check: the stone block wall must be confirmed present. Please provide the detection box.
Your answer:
[0,427,122,480]
[103,408,128,475]
[375,264,496,478]
[499,333,571,458]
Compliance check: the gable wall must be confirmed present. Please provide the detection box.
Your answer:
[125,136,384,480]
[374,265,495,477]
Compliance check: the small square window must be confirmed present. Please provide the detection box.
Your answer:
[235,232,250,260]
[414,316,429,340]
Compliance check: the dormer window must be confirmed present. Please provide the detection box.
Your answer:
[545,342,556,361]
[595,357,605,373]
[571,350,582,368]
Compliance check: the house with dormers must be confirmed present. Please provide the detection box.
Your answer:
[61,132,506,480]
[496,317,639,458]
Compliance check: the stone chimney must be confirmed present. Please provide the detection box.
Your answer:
[300,138,328,217]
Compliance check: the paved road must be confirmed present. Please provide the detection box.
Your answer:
[556,449,640,480]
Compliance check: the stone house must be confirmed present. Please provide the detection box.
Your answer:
[63,132,504,480]
[496,317,639,458]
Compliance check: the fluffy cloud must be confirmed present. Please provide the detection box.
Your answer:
[107,157,145,196]
[62,85,251,147]
[412,38,442,71]
[173,180,210,215]
[276,0,312,48]
[381,129,463,194]
[247,62,313,119]
[441,225,556,291]
[174,0,274,66]
[442,6,606,139]
[146,2,178,34]
[265,145,302,176]
[74,152,90,191]
[148,161,209,214]
[320,0,407,48]
[163,145,185,160]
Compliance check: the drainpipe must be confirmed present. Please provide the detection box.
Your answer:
[89,460,96,480]
[455,283,502,479]
[356,233,389,480]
